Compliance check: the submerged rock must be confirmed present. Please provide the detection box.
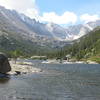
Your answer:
[15,71,21,75]
[0,53,11,74]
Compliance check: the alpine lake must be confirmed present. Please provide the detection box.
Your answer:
[0,60,100,100]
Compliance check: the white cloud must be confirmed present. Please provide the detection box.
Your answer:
[0,0,77,25]
[0,0,39,19]
[80,14,99,23]
[40,12,77,25]
[1,0,100,25]
[24,8,39,20]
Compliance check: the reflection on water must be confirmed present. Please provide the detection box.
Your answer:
[0,61,100,100]
[0,77,10,84]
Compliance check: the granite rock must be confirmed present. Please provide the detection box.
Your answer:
[0,53,11,74]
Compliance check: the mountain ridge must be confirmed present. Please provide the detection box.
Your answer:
[0,5,100,42]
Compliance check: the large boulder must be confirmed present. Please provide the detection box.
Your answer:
[0,53,11,74]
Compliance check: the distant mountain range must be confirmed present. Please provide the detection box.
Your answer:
[0,5,100,54]
[17,12,100,41]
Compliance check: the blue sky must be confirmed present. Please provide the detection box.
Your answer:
[36,0,100,15]
[37,0,100,25]
[0,0,100,26]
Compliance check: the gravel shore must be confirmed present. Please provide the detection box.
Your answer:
[8,61,42,75]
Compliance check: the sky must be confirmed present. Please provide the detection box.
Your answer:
[0,0,100,26]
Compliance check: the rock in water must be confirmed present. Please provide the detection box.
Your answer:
[0,53,11,74]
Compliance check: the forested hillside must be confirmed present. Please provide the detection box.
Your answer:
[65,27,100,63]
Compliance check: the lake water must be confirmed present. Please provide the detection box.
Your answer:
[0,60,100,100]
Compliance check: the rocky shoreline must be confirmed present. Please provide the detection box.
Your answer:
[8,61,42,75]
[42,59,99,64]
